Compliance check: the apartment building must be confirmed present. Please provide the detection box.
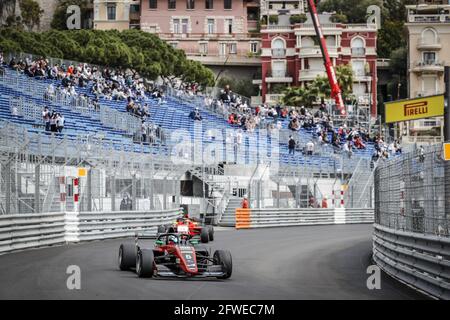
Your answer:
[404,1,450,142]
[257,4,378,116]
[93,0,140,31]
[140,0,261,79]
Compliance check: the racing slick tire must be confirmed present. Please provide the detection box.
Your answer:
[207,226,214,241]
[118,243,136,271]
[136,249,155,278]
[200,227,209,243]
[157,225,166,234]
[213,250,232,279]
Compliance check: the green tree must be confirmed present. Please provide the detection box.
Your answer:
[51,0,90,30]
[19,0,43,31]
[282,64,354,107]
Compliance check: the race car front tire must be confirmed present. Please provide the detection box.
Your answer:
[118,243,136,271]
[214,250,232,279]
[200,227,209,243]
[208,226,214,241]
[136,249,155,278]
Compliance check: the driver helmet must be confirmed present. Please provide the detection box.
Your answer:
[168,235,178,244]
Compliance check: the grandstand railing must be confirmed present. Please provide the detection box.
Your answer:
[0,66,142,136]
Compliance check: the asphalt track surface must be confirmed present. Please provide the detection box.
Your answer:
[0,224,426,300]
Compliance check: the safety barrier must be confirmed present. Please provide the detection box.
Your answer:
[0,208,182,254]
[373,224,450,300]
[66,208,182,242]
[235,208,374,229]
[0,213,66,254]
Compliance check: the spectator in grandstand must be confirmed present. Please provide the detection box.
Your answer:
[0,51,3,65]
[343,141,353,158]
[42,107,50,131]
[419,146,425,163]
[56,113,65,133]
[50,111,58,132]
[189,108,202,121]
[306,141,315,156]
[288,136,296,155]
[141,120,147,143]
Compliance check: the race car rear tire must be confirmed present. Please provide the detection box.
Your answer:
[200,228,209,243]
[157,225,166,234]
[118,243,136,271]
[208,226,214,241]
[213,250,232,279]
[136,249,155,278]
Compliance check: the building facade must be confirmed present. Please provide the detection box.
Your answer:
[93,0,140,31]
[257,4,378,116]
[404,1,450,142]
[139,0,261,79]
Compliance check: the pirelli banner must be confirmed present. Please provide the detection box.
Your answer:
[384,95,445,124]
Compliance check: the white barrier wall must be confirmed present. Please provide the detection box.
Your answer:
[237,208,374,228]
[0,208,182,254]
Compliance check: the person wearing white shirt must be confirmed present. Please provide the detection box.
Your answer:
[306,141,315,155]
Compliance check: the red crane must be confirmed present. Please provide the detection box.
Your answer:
[306,0,346,115]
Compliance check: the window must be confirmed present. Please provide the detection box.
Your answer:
[130,4,140,13]
[351,37,365,56]
[168,0,176,9]
[351,60,365,77]
[423,52,436,64]
[271,38,285,57]
[149,0,157,9]
[219,43,227,56]
[187,0,195,9]
[250,42,258,54]
[182,19,189,33]
[107,5,116,20]
[229,43,237,54]
[207,19,215,34]
[169,42,178,49]
[173,19,180,33]
[225,19,233,34]
[224,0,232,9]
[199,43,208,54]
[423,76,436,94]
[205,0,213,9]
[272,61,286,77]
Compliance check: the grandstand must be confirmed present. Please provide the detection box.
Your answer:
[0,56,378,226]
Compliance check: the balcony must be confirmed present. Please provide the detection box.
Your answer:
[265,71,293,83]
[408,14,450,24]
[271,48,286,58]
[351,47,366,57]
[411,60,445,74]
[265,94,284,105]
[299,46,338,57]
[264,24,292,32]
[298,69,325,81]
[417,38,442,51]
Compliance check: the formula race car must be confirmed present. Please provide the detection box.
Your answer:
[157,216,214,243]
[118,233,232,279]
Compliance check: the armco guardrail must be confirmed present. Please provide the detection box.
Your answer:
[373,224,450,299]
[0,208,182,254]
[236,208,374,229]
[66,208,181,242]
[0,213,66,254]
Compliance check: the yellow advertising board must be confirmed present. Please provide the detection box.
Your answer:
[77,168,87,177]
[384,95,444,124]
[444,143,450,161]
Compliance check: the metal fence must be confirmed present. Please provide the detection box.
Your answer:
[374,144,450,236]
